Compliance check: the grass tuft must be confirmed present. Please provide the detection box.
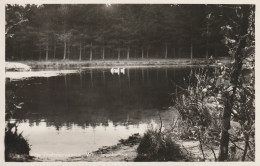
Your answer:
[135,129,187,161]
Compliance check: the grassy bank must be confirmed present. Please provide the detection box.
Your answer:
[10,58,231,69]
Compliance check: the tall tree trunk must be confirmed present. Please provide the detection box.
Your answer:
[45,39,49,61]
[206,23,209,59]
[165,44,168,59]
[68,43,70,60]
[53,42,56,59]
[90,42,93,61]
[63,39,66,60]
[190,41,193,59]
[102,46,105,60]
[141,47,144,59]
[79,41,82,61]
[127,47,130,60]
[39,44,42,61]
[241,134,249,161]
[218,5,250,161]
[146,48,149,59]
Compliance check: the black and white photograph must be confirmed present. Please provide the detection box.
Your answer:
[3,1,256,163]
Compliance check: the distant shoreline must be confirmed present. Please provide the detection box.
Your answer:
[6,58,231,70]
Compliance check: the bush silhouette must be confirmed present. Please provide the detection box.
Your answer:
[135,129,186,161]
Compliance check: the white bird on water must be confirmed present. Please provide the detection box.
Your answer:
[110,68,125,75]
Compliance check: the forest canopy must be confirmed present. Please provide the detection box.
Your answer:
[5,4,251,61]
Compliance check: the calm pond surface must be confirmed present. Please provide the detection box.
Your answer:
[6,67,194,160]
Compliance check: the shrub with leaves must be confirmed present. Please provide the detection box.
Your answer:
[175,67,224,160]
[5,89,31,161]
[135,127,187,161]
[174,5,255,161]
[174,62,254,160]
[175,57,254,160]
[5,126,31,161]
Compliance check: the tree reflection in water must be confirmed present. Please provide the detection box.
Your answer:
[6,67,195,159]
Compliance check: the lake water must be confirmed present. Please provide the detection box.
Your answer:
[6,67,193,160]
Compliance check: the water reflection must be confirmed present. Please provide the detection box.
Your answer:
[8,67,193,127]
[18,120,150,159]
[6,67,193,159]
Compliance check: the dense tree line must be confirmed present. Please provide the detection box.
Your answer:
[6,4,232,61]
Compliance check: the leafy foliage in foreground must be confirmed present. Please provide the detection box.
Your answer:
[174,5,255,161]
[175,62,254,161]
[5,127,31,161]
[5,90,31,161]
